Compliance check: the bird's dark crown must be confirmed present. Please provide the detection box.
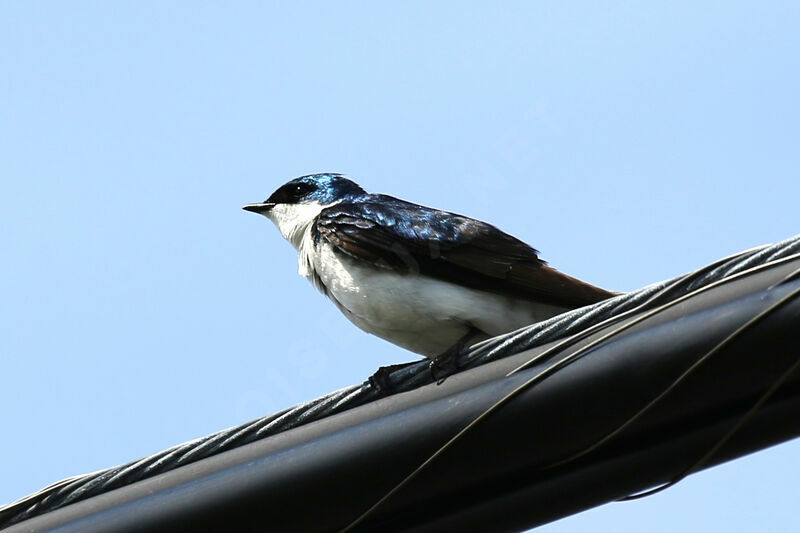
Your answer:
[266,173,366,206]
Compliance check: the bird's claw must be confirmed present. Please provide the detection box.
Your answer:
[429,351,458,385]
[369,366,394,395]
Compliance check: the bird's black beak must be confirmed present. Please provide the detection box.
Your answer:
[242,202,275,214]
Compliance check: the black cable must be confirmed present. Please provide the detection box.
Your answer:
[1,235,799,529]
[339,254,800,531]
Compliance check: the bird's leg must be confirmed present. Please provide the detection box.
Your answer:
[368,360,423,395]
[430,327,482,385]
[369,328,483,393]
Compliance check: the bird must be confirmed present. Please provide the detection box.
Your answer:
[244,173,616,376]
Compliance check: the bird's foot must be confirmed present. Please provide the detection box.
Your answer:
[429,349,460,385]
[429,327,481,384]
[368,361,419,395]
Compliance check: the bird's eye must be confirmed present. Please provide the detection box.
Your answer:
[267,181,317,204]
[292,182,315,198]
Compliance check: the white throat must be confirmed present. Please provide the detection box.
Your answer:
[266,202,327,250]
[265,201,335,286]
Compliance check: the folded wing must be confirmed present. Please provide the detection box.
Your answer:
[314,196,616,309]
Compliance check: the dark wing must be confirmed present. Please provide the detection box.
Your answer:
[313,196,616,309]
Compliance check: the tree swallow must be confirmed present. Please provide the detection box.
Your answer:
[244,173,616,366]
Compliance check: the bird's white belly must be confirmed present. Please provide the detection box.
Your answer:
[309,242,566,356]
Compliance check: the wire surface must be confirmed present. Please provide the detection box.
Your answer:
[2,234,799,529]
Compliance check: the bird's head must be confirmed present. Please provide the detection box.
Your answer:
[244,173,365,247]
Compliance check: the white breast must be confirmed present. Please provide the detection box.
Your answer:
[310,238,566,356]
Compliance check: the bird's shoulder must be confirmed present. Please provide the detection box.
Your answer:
[313,194,539,260]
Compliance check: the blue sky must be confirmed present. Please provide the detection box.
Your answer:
[2,1,799,530]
